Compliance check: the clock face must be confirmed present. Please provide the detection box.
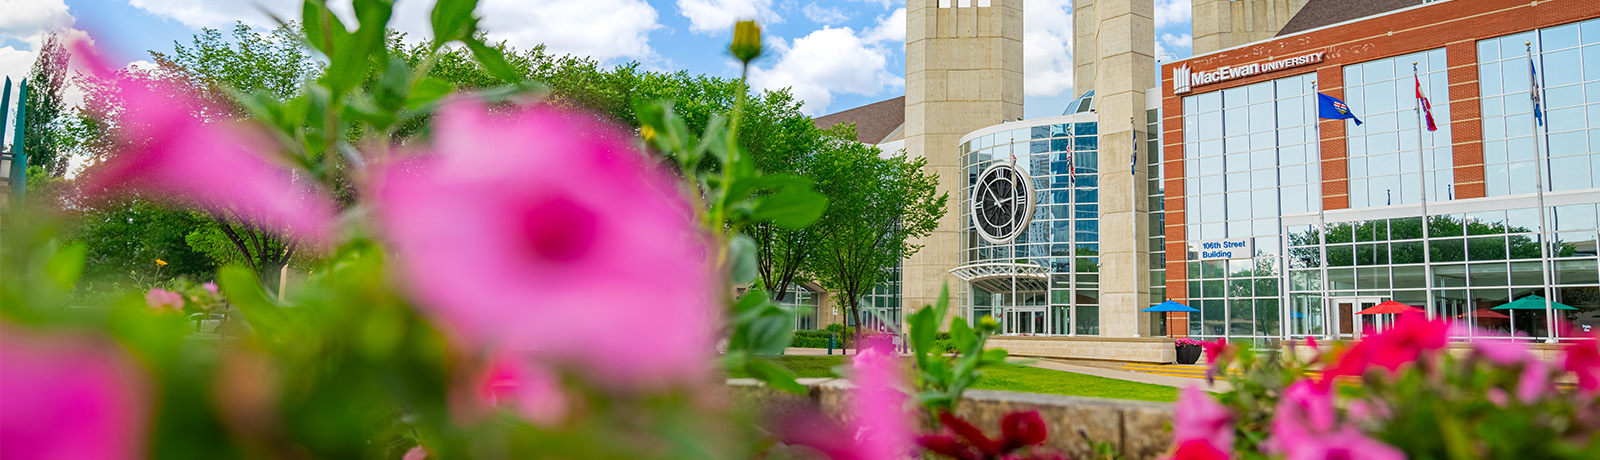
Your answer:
[972,162,1034,244]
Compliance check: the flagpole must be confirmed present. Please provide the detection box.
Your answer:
[1413,62,1434,319]
[1527,42,1557,341]
[1313,80,1332,340]
[1131,116,1141,337]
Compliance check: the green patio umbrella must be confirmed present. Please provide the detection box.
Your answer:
[1491,295,1577,310]
[1491,295,1575,338]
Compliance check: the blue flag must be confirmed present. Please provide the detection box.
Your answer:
[1531,59,1544,126]
[1318,93,1363,125]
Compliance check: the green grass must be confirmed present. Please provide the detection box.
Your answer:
[757,356,1178,403]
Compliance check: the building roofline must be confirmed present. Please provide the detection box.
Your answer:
[1184,0,1439,63]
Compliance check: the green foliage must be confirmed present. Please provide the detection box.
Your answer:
[907,286,1009,417]
[71,198,216,287]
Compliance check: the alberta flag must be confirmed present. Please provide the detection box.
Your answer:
[1414,74,1438,131]
[1318,93,1364,125]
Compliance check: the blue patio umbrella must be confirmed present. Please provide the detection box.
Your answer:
[1142,300,1199,312]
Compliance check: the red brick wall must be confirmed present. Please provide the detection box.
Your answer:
[1158,0,1600,310]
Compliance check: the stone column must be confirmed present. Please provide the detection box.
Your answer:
[1192,0,1309,55]
[904,0,1025,325]
[1095,0,1155,337]
[1073,0,1098,96]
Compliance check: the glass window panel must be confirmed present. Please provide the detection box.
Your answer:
[1470,262,1510,286]
[1392,240,1425,264]
[1554,231,1597,257]
[1328,245,1355,266]
[1230,279,1254,298]
[1433,264,1468,288]
[1328,268,1356,291]
[1469,236,1508,261]
[1357,243,1390,265]
[1202,300,1225,336]
[1555,259,1600,285]
[1230,299,1254,336]
[1554,204,1599,231]
[1508,234,1543,259]
[1509,261,1545,286]
[1291,270,1321,291]
[1393,265,1427,289]
[1358,267,1390,289]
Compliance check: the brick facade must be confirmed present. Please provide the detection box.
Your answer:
[1159,0,1600,322]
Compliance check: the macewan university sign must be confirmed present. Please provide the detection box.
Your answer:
[1172,52,1326,94]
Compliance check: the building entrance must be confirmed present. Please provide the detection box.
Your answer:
[1329,297,1382,340]
[1002,307,1049,335]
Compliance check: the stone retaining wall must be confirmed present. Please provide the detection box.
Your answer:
[725,378,1174,460]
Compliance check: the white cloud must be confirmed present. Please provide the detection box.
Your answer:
[0,0,73,38]
[1161,33,1193,49]
[850,0,893,9]
[122,0,663,63]
[676,0,781,35]
[863,7,905,43]
[802,3,849,25]
[1154,0,1191,30]
[1022,0,1072,97]
[750,26,902,116]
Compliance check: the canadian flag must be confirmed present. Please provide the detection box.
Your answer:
[1415,74,1438,132]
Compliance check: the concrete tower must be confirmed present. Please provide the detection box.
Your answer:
[903,0,1025,319]
[1074,0,1156,337]
[1192,0,1309,54]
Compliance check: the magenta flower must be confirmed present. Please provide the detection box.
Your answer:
[403,446,428,460]
[70,41,336,243]
[851,336,913,460]
[374,99,714,384]
[0,327,149,460]
[143,288,183,312]
[478,353,566,424]
[1473,338,1532,366]
[1265,380,1404,460]
[1168,439,1229,460]
[1562,333,1600,393]
[1172,386,1233,454]
[202,282,219,295]
[1324,315,1452,382]
[1199,338,1231,381]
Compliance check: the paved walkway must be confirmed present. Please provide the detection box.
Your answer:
[782,348,1232,392]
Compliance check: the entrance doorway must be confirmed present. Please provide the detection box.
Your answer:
[1003,307,1049,335]
[1329,297,1382,340]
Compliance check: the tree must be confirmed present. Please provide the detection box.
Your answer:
[24,33,70,176]
[806,126,946,345]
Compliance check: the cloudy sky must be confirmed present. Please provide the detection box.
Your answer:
[1,0,1196,124]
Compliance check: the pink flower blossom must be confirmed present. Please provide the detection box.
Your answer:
[0,327,149,460]
[1324,315,1452,382]
[1516,359,1551,404]
[374,99,714,384]
[1473,338,1532,366]
[70,40,336,244]
[1168,439,1229,460]
[1199,338,1230,381]
[1172,386,1233,455]
[144,288,183,312]
[479,354,566,424]
[851,336,913,460]
[1265,380,1404,460]
[1562,333,1600,393]
[202,282,219,294]
[403,446,427,460]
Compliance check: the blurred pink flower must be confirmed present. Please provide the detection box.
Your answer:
[0,327,149,460]
[479,353,566,425]
[1324,316,1451,381]
[403,446,427,460]
[143,288,183,312]
[1473,338,1531,366]
[851,336,913,460]
[1168,439,1229,460]
[374,99,714,384]
[202,282,219,294]
[1517,359,1551,404]
[1563,333,1600,393]
[1265,380,1403,460]
[70,40,336,243]
[1172,386,1233,454]
[1199,338,1230,381]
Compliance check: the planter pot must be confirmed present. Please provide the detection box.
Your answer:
[1176,344,1202,364]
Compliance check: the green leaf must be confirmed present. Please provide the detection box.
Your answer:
[301,0,348,55]
[405,77,455,111]
[909,306,937,360]
[725,174,812,206]
[429,0,480,44]
[728,234,759,285]
[216,265,283,330]
[464,38,522,84]
[751,189,827,229]
[744,359,806,394]
[321,0,393,97]
[949,316,977,353]
[44,242,86,291]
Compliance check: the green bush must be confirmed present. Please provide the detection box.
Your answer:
[791,328,855,348]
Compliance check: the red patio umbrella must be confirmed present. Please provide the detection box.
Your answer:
[1458,309,1510,319]
[1356,300,1425,315]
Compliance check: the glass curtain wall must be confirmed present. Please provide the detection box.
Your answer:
[1180,73,1320,345]
[778,284,821,330]
[1343,48,1455,208]
[1147,108,1169,334]
[1479,18,1600,196]
[959,119,1101,335]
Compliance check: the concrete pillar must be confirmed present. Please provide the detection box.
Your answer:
[1191,0,1309,55]
[1095,0,1155,337]
[904,0,1025,324]
[1074,0,1098,96]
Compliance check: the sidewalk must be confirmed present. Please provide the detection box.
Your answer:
[781,347,1232,392]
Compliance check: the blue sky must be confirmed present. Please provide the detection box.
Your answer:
[2,0,1196,127]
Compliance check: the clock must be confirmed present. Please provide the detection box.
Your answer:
[972,162,1034,244]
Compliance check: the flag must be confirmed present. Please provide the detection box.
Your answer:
[1317,93,1363,125]
[1131,129,1138,176]
[1414,73,1438,131]
[1530,58,1544,126]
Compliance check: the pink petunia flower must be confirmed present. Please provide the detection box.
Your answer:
[1324,315,1452,382]
[478,353,567,424]
[1265,380,1404,460]
[70,40,336,244]
[1473,338,1532,366]
[1199,338,1230,381]
[403,446,428,460]
[851,336,914,460]
[144,288,183,312]
[1563,333,1600,394]
[1168,439,1230,460]
[374,99,715,384]
[0,326,149,460]
[202,282,219,295]
[1171,385,1233,458]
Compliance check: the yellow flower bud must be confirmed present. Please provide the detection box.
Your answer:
[640,124,656,143]
[730,21,763,64]
[978,315,999,332]
[156,259,168,266]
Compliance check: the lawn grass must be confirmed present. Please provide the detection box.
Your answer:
[756,355,1179,403]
